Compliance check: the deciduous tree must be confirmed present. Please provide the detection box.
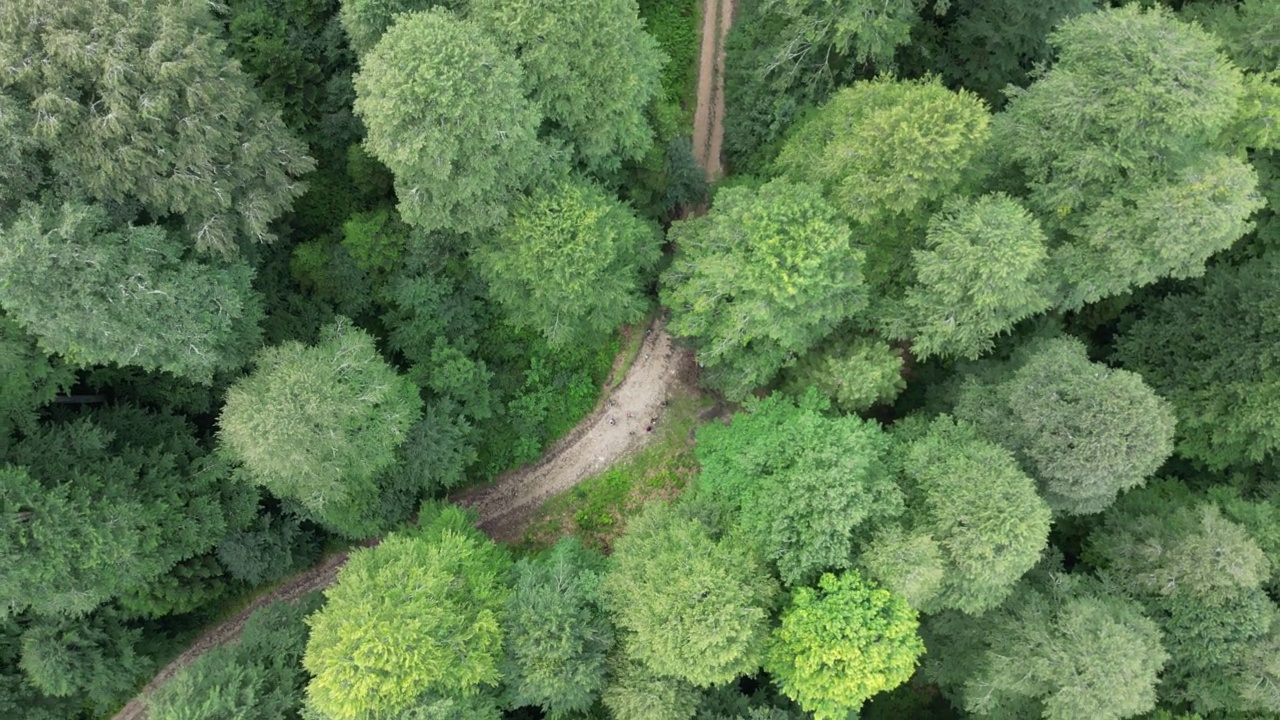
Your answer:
[471,0,665,174]
[997,4,1263,307]
[602,503,777,687]
[303,505,510,720]
[955,336,1176,515]
[892,415,1051,614]
[501,538,614,717]
[781,335,904,413]
[353,9,544,234]
[775,76,990,226]
[882,193,1053,361]
[218,318,422,538]
[695,390,901,586]
[1114,257,1280,468]
[661,179,867,399]
[338,0,440,55]
[923,570,1167,720]
[764,571,924,720]
[473,178,660,347]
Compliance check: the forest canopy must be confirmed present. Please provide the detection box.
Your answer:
[0,0,1277,719]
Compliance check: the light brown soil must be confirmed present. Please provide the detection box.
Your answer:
[691,0,733,182]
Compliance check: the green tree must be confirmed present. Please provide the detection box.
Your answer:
[1114,257,1280,468]
[923,570,1167,720]
[0,316,74,446]
[781,335,904,413]
[1089,501,1270,601]
[338,0,438,55]
[0,0,314,253]
[0,202,263,383]
[883,193,1054,361]
[759,0,936,83]
[892,415,1051,614]
[775,76,991,226]
[997,4,1264,308]
[341,206,410,274]
[19,607,151,715]
[473,178,660,347]
[471,0,665,174]
[856,527,945,610]
[1086,488,1278,714]
[602,649,702,720]
[218,318,422,538]
[955,336,1176,515]
[695,390,902,586]
[602,503,777,687]
[0,407,255,619]
[661,179,867,399]
[303,505,510,720]
[764,571,924,720]
[149,594,321,720]
[353,9,544,235]
[500,538,614,717]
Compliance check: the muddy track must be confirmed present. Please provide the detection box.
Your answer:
[113,0,733,713]
[691,0,733,182]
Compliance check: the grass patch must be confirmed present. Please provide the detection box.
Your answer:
[608,313,656,390]
[518,387,713,554]
[639,0,702,108]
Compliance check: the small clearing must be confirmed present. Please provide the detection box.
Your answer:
[454,321,695,542]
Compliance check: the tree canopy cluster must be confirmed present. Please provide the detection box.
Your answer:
[0,0,1277,718]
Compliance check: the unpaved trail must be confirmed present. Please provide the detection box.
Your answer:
[113,321,693,720]
[454,323,693,542]
[691,0,733,182]
[111,553,351,720]
[114,1,733,712]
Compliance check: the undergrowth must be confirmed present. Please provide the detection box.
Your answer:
[519,389,712,553]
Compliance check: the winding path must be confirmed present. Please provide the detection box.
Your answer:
[112,319,693,720]
[111,0,733,714]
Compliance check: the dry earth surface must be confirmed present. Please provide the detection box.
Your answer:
[691,0,732,182]
[454,323,695,542]
[111,0,734,713]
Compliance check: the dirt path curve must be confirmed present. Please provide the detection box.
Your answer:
[112,321,693,720]
[691,0,733,181]
[454,324,691,542]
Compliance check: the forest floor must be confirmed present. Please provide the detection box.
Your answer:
[112,0,732,715]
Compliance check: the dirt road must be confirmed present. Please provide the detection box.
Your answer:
[691,0,733,181]
[455,325,692,542]
[113,321,692,720]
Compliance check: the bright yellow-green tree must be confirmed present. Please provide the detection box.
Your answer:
[765,571,924,719]
[303,505,510,720]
